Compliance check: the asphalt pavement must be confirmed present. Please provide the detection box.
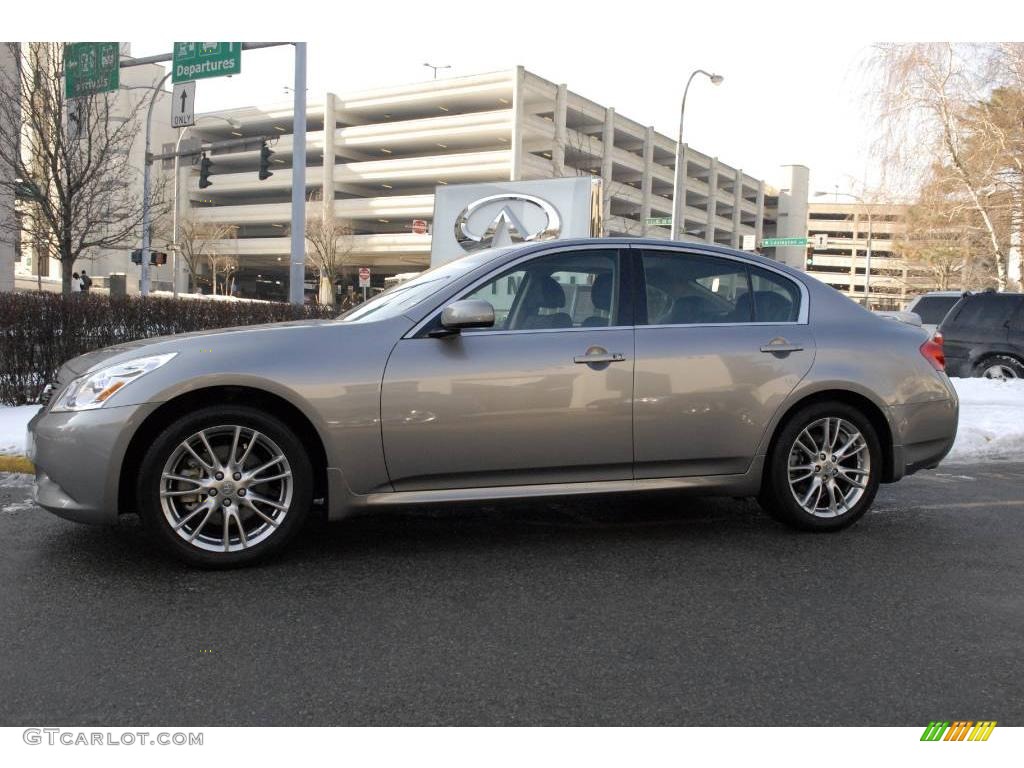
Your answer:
[0,462,1021,726]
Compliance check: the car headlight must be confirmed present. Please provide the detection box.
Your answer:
[51,353,177,412]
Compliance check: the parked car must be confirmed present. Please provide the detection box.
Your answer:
[904,291,964,335]
[28,239,959,567]
[937,290,1024,379]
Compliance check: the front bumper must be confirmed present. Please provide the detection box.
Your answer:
[28,402,159,525]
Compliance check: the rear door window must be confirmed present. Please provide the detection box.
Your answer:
[911,295,959,326]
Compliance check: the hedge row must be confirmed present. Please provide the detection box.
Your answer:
[0,292,337,406]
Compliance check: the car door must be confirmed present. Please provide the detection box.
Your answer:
[380,246,635,491]
[633,247,815,478]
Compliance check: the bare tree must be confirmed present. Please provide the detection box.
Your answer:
[304,190,354,306]
[177,217,237,293]
[869,43,1018,289]
[0,42,161,293]
[207,251,239,296]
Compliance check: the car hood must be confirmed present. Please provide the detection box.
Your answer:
[58,319,339,380]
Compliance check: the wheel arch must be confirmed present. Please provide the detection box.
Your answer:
[117,385,329,516]
[763,388,896,484]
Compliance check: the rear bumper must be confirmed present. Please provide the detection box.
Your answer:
[889,393,959,479]
[28,402,159,525]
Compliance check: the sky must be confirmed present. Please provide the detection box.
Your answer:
[21,0,1022,198]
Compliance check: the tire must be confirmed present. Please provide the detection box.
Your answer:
[136,405,313,568]
[973,355,1024,381]
[758,401,882,532]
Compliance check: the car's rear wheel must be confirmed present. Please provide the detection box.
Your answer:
[759,401,881,531]
[137,405,313,568]
[974,355,1024,381]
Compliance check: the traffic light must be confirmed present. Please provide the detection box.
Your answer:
[258,141,274,181]
[131,250,167,266]
[199,154,213,189]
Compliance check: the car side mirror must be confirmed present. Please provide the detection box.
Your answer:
[433,299,495,336]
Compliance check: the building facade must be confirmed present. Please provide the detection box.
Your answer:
[804,201,936,310]
[180,67,769,298]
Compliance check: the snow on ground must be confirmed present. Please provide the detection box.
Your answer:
[946,378,1024,462]
[0,405,41,456]
[0,379,1021,465]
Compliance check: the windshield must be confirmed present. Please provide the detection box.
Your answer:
[338,248,514,323]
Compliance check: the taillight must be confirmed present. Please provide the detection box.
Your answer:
[920,331,945,371]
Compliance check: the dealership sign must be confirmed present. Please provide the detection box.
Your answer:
[431,177,603,266]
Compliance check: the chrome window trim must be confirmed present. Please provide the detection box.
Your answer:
[632,244,810,326]
[405,243,626,339]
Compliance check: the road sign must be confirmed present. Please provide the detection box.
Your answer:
[358,267,371,288]
[645,216,672,227]
[811,233,829,249]
[761,237,809,247]
[64,42,120,98]
[411,219,428,234]
[172,43,241,84]
[741,234,756,251]
[171,81,196,128]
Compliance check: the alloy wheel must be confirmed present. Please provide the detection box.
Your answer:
[982,363,1018,381]
[159,425,293,552]
[786,417,871,518]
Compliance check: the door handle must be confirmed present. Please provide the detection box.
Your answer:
[760,340,803,354]
[574,352,626,364]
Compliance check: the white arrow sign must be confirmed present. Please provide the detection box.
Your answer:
[171,81,196,128]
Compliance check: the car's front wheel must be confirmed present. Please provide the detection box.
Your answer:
[758,401,882,531]
[137,405,313,567]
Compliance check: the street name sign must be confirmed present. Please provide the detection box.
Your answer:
[172,43,241,84]
[171,81,196,128]
[761,237,809,247]
[65,42,120,98]
[645,216,672,227]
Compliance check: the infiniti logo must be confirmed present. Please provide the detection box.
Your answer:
[454,193,561,252]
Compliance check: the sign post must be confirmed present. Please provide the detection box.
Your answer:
[172,43,241,83]
[64,42,120,98]
[171,81,196,128]
[359,267,371,301]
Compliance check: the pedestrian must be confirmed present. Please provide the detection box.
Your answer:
[79,269,92,293]
[71,272,81,293]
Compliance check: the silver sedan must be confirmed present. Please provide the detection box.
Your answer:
[28,239,959,567]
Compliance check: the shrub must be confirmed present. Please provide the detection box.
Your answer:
[0,292,337,406]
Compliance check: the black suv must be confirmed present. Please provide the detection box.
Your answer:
[938,290,1024,379]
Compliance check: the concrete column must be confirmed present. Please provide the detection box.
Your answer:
[552,83,567,177]
[322,93,337,218]
[640,126,654,236]
[0,44,18,292]
[509,66,526,180]
[731,169,743,248]
[755,180,765,242]
[601,107,614,229]
[705,158,719,244]
[674,143,689,239]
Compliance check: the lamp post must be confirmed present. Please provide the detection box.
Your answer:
[170,115,241,297]
[814,190,873,307]
[140,71,173,296]
[670,69,723,241]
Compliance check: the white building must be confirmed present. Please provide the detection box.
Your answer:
[178,67,770,299]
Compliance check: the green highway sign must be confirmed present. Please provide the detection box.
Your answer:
[761,237,809,247]
[64,42,120,99]
[645,216,672,227]
[172,43,241,84]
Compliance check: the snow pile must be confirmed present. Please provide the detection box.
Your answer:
[946,378,1024,462]
[0,406,40,456]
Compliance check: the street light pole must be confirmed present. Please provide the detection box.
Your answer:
[141,71,172,296]
[671,69,723,241]
[288,42,307,306]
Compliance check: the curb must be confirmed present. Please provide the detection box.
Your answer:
[0,455,34,474]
